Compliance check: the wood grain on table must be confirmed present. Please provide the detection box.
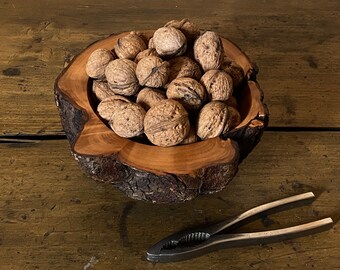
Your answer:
[1,0,340,135]
[1,133,339,269]
[0,0,339,269]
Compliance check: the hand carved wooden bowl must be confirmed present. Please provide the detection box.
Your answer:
[54,30,268,204]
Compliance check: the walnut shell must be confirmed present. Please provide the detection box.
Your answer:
[168,56,202,82]
[136,87,166,110]
[148,37,155,49]
[220,58,245,88]
[164,18,200,43]
[134,48,159,63]
[223,106,241,134]
[105,59,139,96]
[226,96,238,110]
[153,27,187,57]
[114,33,147,60]
[108,102,146,138]
[86,49,114,79]
[194,31,224,72]
[97,95,131,120]
[144,99,190,147]
[166,77,206,111]
[180,126,198,145]
[200,70,233,101]
[131,31,149,45]
[196,101,229,140]
[92,80,113,101]
[136,56,170,88]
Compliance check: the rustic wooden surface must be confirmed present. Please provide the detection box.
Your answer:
[0,0,339,269]
[1,0,340,135]
[0,133,339,269]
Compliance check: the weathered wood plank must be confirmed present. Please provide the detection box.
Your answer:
[1,0,339,135]
[0,132,339,269]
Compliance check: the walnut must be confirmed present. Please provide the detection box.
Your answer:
[194,31,224,72]
[196,101,229,140]
[134,48,159,63]
[164,18,200,43]
[226,96,238,110]
[153,27,187,57]
[183,46,195,60]
[144,99,190,146]
[105,59,139,96]
[86,48,114,79]
[97,95,131,120]
[114,32,147,60]
[180,126,198,145]
[92,80,115,101]
[136,56,170,88]
[136,87,166,110]
[168,56,202,82]
[148,37,155,48]
[131,31,149,45]
[223,106,241,134]
[200,70,233,101]
[108,102,146,138]
[220,58,245,88]
[166,77,206,111]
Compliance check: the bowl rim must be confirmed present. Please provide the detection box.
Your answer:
[55,30,267,175]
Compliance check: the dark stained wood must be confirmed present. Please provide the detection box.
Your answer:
[0,132,338,269]
[1,0,340,135]
[54,31,267,203]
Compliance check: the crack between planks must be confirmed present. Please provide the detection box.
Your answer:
[0,127,339,143]
[266,127,340,132]
[0,133,67,143]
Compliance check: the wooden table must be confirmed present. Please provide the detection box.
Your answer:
[1,1,339,269]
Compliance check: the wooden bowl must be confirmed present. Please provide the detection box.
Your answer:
[54,31,268,204]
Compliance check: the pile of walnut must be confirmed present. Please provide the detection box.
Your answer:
[86,19,244,147]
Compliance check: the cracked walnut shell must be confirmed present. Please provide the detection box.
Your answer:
[105,59,139,96]
[194,31,224,72]
[136,56,170,88]
[166,77,206,111]
[86,48,115,79]
[114,32,147,60]
[153,27,187,57]
[144,99,190,147]
[200,70,233,101]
